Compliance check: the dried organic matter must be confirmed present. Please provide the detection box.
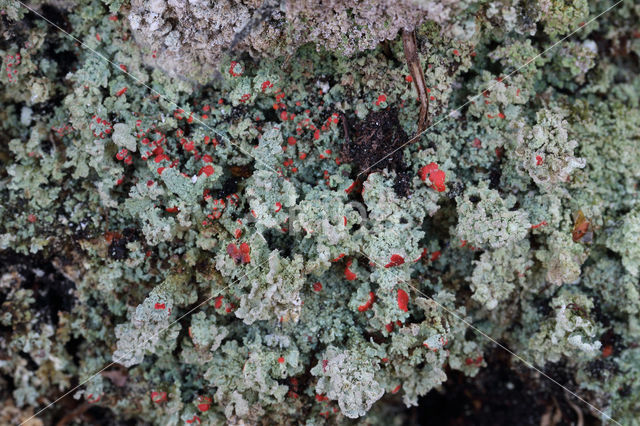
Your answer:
[341,109,412,196]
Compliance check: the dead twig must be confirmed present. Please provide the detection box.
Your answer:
[340,113,351,145]
[55,402,91,426]
[402,29,429,135]
[565,394,585,426]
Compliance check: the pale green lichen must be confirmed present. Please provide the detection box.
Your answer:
[455,182,530,250]
[1,0,640,424]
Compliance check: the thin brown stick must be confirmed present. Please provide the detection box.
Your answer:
[402,29,429,134]
[564,394,585,426]
[55,402,91,426]
[340,113,351,145]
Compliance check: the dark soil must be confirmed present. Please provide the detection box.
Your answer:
[413,347,600,426]
[0,250,76,325]
[341,108,412,197]
[108,227,140,260]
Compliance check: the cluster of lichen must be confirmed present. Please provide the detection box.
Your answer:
[1,0,640,424]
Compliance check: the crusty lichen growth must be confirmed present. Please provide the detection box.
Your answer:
[1,0,640,424]
[127,0,476,82]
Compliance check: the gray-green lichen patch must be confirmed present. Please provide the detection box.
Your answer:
[1,0,640,424]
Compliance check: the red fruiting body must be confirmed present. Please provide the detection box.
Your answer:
[278,356,285,363]
[385,254,405,268]
[345,267,357,281]
[418,162,438,181]
[345,181,357,193]
[385,323,394,332]
[357,291,375,312]
[229,61,242,77]
[115,87,127,97]
[198,165,215,177]
[397,289,409,312]
[313,282,323,292]
[186,415,201,424]
[375,94,387,106]
[428,169,446,192]
[183,140,195,152]
[414,247,428,262]
[116,148,128,161]
[151,391,167,404]
[344,259,357,281]
[531,221,547,229]
[196,396,212,412]
[465,356,483,366]
[154,303,166,310]
[392,384,401,394]
[419,162,446,192]
[214,296,223,309]
[227,243,251,264]
[536,155,543,165]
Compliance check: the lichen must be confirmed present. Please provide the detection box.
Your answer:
[1,0,640,424]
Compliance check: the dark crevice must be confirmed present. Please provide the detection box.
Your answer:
[0,250,77,324]
[414,349,599,426]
